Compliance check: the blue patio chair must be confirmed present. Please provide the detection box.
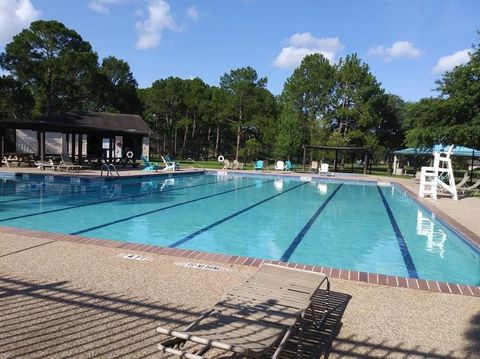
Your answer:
[254,160,264,171]
[285,160,295,171]
[141,156,159,171]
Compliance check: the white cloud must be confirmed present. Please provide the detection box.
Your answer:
[0,0,40,45]
[135,0,177,50]
[273,32,345,69]
[87,0,125,15]
[186,5,200,21]
[368,41,422,61]
[433,49,471,73]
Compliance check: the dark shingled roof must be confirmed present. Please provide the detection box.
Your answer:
[0,111,151,135]
[37,111,152,134]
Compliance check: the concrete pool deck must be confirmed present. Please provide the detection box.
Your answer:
[0,166,479,357]
[1,233,479,358]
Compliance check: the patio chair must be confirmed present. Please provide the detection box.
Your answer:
[274,160,285,171]
[310,160,319,172]
[254,160,264,171]
[223,159,233,170]
[285,160,295,171]
[157,264,330,359]
[232,159,243,170]
[57,154,90,172]
[34,159,56,171]
[161,155,179,171]
[319,163,334,177]
[141,156,160,171]
[455,173,470,189]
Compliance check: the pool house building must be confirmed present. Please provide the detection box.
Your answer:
[0,111,151,166]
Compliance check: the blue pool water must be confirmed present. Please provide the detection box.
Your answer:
[0,172,479,286]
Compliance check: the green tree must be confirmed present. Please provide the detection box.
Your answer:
[0,20,98,115]
[220,67,267,160]
[333,53,385,142]
[100,56,142,114]
[0,76,34,121]
[404,36,480,148]
[274,102,303,158]
[281,53,336,145]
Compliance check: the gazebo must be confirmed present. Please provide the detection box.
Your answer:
[392,144,480,179]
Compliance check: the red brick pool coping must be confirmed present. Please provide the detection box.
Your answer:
[2,225,478,297]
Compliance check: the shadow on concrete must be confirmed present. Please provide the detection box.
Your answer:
[0,276,351,358]
[464,311,480,357]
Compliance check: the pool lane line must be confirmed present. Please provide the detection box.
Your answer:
[376,186,419,279]
[169,181,309,248]
[70,179,275,236]
[0,177,238,223]
[279,184,343,262]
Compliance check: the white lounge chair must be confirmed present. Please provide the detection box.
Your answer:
[458,177,480,196]
[34,159,56,170]
[223,159,233,170]
[310,160,318,173]
[232,160,243,170]
[274,160,285,171]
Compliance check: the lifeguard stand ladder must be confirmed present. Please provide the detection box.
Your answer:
[419,145,458,201]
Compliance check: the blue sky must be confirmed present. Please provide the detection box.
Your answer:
[0,0,478,101]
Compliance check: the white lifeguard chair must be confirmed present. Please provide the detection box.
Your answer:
[418,145,458,200]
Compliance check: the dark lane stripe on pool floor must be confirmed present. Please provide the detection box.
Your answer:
[376,186,419,279]
[0,178,237,223]
[279,184,343,262]
[70,179,274,236]
[169,181,309,248]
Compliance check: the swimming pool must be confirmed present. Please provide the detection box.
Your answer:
[1,172,479,286]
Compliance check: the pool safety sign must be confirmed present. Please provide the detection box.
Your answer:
[118,253,152,261]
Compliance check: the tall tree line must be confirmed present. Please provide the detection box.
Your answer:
[2,20,478,162]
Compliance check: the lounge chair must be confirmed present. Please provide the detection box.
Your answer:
[310,160,318,173]
[274,160,285,171]
[455,173,470,189]
[141,156,160,171]
[412,171,421,184]
[458,177,480,196]
[223,159,233,170]
[254,160,264,171]
[232,160,243,170]
[161,155,179,171]
[34,159,56,171]
[285,160,295,171]
[319,163,334,176]
[157,264,330,359]
[57,154,90,172]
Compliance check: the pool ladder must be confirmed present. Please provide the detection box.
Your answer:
[101,163,120,178]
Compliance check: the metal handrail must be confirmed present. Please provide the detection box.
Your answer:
[101,163,120,178]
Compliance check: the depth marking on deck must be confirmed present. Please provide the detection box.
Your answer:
[70,179,274,236]
[376,186,419,278]
[279,184,343,262]
[0,177,237,223]
[169,181,308,248]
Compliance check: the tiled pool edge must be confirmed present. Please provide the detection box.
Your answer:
[2,225,478,297]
